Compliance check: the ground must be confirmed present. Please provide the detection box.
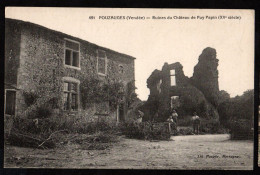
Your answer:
[4,134,253,170]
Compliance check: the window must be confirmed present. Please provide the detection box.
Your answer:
[97,50,107,75]
[5,90,16,115]
[170,69,176,86]
[63,82,78,111]
[65,39,80,68]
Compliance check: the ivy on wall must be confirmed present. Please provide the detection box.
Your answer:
[80,77,125,111]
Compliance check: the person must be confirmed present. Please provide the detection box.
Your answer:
[192,112,200,135]
[171,110,178,126]
[135,110,144,124]
[166,115,174,134]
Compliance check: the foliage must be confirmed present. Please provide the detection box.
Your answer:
[80,77,125,111]
[217,89,254,125]
[126,80,138,108]
[177,119,229,135]
[120,121,171,140]
[217,90,230,105]
[177,116,193,126]
[23,91,39,107]
[11,113,119,137]
[199,120,229,134]
[34,104,53,119]
[7,114,119,149]
[176,87,219,120]
[229,119,253,132]
[22,90,54,119]
[125,80,144,122]
[229,119,253,140]
[177,128,193,135]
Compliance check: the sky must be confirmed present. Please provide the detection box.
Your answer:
[5,8,254,101]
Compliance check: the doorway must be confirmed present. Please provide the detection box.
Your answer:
[5,90,16,116]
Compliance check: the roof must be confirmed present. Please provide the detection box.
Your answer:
[5,18,136,60]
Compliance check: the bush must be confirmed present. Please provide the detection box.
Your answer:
[35,105,53,119]
[7,114,120,149]
[199,120,229,134]
[178,116,193,126]
[12,114,120,136]
[229,119,253,140]
[120,121,171,140]
[177,128,193,135]
[71,120,115,134]
[26,103,54,120]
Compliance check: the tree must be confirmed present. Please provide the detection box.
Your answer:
[217,89,254,126]
[218,90,230,105]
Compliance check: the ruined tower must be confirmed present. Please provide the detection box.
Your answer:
[142,47,220,122]
[191,47,219,107]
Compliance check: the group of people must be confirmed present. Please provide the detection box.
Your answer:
[167,109,201,135]
[135,108,201,135]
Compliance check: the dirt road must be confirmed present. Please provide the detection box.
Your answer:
[4,134,253,170]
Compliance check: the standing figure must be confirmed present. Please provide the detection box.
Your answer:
[171,110,178,127]
[166,115,174,134]
[136,110,144,123]
[192,112,200,135]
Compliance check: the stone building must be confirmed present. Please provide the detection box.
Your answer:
[143,48,220,122]
[4,18,135,123]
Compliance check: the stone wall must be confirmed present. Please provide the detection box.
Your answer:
[144,48,220,122]
[5,19,22,116]
[5,19,21,87]
[6,18,135,122]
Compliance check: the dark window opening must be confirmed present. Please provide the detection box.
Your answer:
[5,90,16,115]
[72,52,79,67]
[65,40,80,68]
[65,49,71,65]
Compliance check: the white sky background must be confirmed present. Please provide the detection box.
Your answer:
[5,8,254,101]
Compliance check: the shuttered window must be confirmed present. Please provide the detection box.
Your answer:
[63,82,78,111]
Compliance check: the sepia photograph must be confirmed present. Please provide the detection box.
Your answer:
[4,7,254,170]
